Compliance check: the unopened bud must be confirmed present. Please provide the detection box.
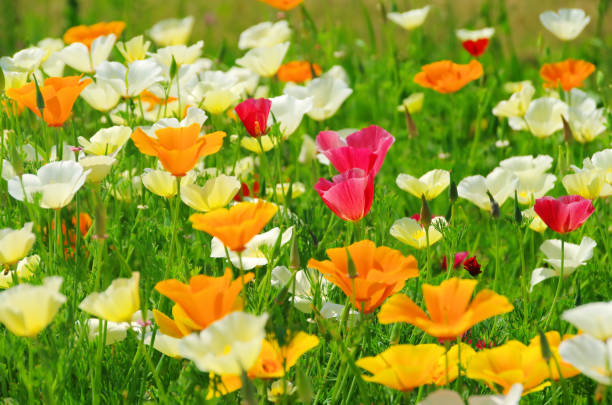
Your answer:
[513,190,522,224]
[346,248,358,279]
[486,191,500,219]
[449,179,458,203]
[169,55,178,79]
[538,329,552,363]
[0,68,5,92]
[561,115,573,143]
[289,234,300,270]
[404,108,419,138]
[420,194,432,229]
[33,76,45,111]
[389,323,401,345]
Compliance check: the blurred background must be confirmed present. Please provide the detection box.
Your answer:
[1,0,610,58]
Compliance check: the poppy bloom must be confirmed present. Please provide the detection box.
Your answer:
[63,21,126,48]
[6,76,92,127]
[314,169,374,222]
[540,59,595,91]
[233,180,260,201]
[258,0,304,11]
[139,90,177,112]
[190,200,278,252]
[235,98,272,137]
[307,240,419,313]
[456,28,495,58]
[533,195,594,234]
[131,124,225,177]
[441,251,469,270]
[463,256,482,276]
[316,125,395,176]
[153,268,254,337]
[356,344,445,391]
[414,60,483,94]
[378,278,513,340]
[277,61,322,83]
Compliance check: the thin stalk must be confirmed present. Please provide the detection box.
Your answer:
[545,239,565,329]
[425,227,431,282]
[518,226,529,329]
[492,220,500,292]
[164,178,181,279]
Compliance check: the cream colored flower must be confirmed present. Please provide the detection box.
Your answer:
[524,97,568,138]
[240,135,278,154]
[79,272,140,323]
[568,89,607,143]
[387,6,430,30]
[559,335,612,385]
[0,47,46,73]
[267,380,297,403]
[0,276,66,337]
[457,167,519,211]
[78,126,131,156]
[79,155,116,183]
[59,34,116,73]
[396,169,450,200]
[142,169,178,198]
[84,318,130,345]
[397,93,424,114]
[148,16,194,47]
[178,311,268,375]
[456,27,495,42]
[7,161,90,209]
[236,42,290,78]
[298,135,317,164]
[284,72,353,121]
[0,255,40,289]
[144,330,182,358]
[562,169,610,199]
[95,59,164,98]
[540,8,590,41]
[117,35,151,63]
[562,301,612,340]
[152,41,204,67]
[270,94,313,137]
[522,208,547,233]
[80,78,121,112]
[591,149,612,184]
[180,174,240,212]
[390,216,447,249]
[492,82,535,131]
[266,182,306,202]
[0,223,35,266]
[239,20,291,50]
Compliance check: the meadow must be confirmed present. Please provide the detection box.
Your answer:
[0,0,611,404]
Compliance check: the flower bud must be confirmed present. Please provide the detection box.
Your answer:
[420,194,432,229]
[513,190,522,224]
[169,55,178,79]
[346,248,358,279]
[34,76,45,111]
[538,329,552,363]
[486,191,500,219]
[449,179,458,203]
[561,115,573,143]
[289,234,300,270]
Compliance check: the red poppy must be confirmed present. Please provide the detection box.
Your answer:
[442,251,469,270]
[233,180,261,202]
[462,39,489,57]
[463,256,482,277]
[234,98,272,137]
[533,195,594,234]
[314,168,374,222]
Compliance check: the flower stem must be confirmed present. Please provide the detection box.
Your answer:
[425,227,431,282]
[492,220,500,292]
[164,178,181,279]
[517,226,529,329]
[545,239,565,329]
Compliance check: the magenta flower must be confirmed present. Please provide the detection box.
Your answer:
[234,98,272,137]
[316,125,395,176]
[441,251,469,270]
[314,168,374,222]
[533,195,594,234]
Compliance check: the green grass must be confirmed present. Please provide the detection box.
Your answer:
[0,0,612,404]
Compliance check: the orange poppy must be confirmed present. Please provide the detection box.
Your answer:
[63,21,126,48]
[49,213,93,258]
[6,76,91,127]
[356,344,445,392]
[209,332,320,397]
[277,61,322,83]
[131,124,225,177]
[190,200,278,252]
[139,90,177,112]
[258,0,304,11]
[307,240,419,314]
[378,278,513,339]
[414,60,483,93]
[153,268,254,337]
[540,59,595,91]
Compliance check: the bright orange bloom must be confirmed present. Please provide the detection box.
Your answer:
[378,278,513,339]
[63,21,126,48]
[139,90,177,112]
[190,201,278,252]
[307,240,419,314]
[357,344,445,392]
[277,61,322,83]
[467,340,551,395]
[153,268,254,337]
[6,76,92,127]
[527,331,580,381]
[258,0,304,11]
[540,59,595,91]
[209,332,320,397]
[414,60,483,93]
[131,124,225,177]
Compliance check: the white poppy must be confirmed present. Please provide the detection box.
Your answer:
[0,47,46,73]
[561,301,612,340]
[80,78,121,112]
[568,89,606,143]
[78,125,132,156]
[390,216,447,250]
[228,67,260,95]
[8,161,90,209]
[522,207,547,233]
[58,34,116,73]
[141,169,178,198]
[83,318,130,345]
[539,8,590,41]
[239,20,291,50]
[298,135,317,164]
[79,155,116,183]
[0,255,40,289]
[95,59,164,98]
[180,174,240,212]
[396,169,450,200]
[492,82,535,131]
[211,227,293,270]
[591,149,612,184]
[559,335,612,385]
[524,97,568,138]
[269,94,313,137]
[456,28,495,42]
[387,6,430,31]
[457,167,519,211]
[152,40,204,67]
[148,16,194,47]
[562,168,611,199]
[236,42,290,78]
[530,236,596,290]
[284,72,353,121]
[117,35,151,63]
[0,223,36,266]
[178,311,268,375]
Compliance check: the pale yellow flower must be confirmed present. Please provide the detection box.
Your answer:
[397,93,424,114]
[563,169,610,199]
[0,276,66,337]
[266,182,306,202]
[202,89,239,115]
[79,272,140,323]
[116,35,151,63]
[396,169,450,200]
[390,216,447,249]
[522,208,548,233]
[79,155,116,183]
[141,169,177,198]
[240,135,278,154]
[0,223,36,266]
[78,126,131,156]
[180,175,241,212]
[0,255,40,289]
[148,16,194,47]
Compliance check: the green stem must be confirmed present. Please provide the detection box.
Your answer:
[492,220,500,291]
[164,178,181,279]
[544,239,565,329]
[518,226,529,329]
[425,227,431,282]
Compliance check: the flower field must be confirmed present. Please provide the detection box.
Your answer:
[0,0,611,404]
